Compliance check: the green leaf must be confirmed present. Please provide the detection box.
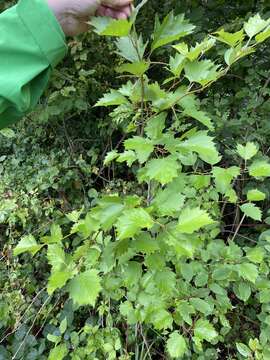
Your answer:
[90,17,132,37]
[236,343,252,357]
[237,263,258,283]
[249,160,270,177]
[153,187,185,216]
[13,235,43,256]
[256,25,270,43]
[214,29,245,47]
[48,344,68,360]
[59,317,67,334]
[224,45,255,66]
[0,128,16,138]
[168,53,186,77]
[145,113,167,140]
[184,108,214,131]
[175,37,216,61]
[234,282,251,302]
[194,319,218,342]
[244,14,270,38]
[149,308,173,330]
[95,89,127,107]
[117,150,137,167]
[115,35,147,62]
[240,203,262,221]
[167,332,187,358]
[91,196,124,231]
[237,142,258,161]
[47,244,66,271]
[104,150,119,166]
[47,270,74,295]
[152,12,195,51]
[124,136,154,164]
[133,232,159,254]
[141,156,181,185]
[68,270,101,307]
[179,131,221,165]
[42,224,63,244]
[184,59,220,86]
[190,298,214,316]
[116,61,150,76]
[116,208,154,240]
[246,247,265,264]
[247,189,266,202]
[177,207,214,234]
[212,166,240,194]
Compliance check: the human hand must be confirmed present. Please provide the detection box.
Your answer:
[47,0,133,36]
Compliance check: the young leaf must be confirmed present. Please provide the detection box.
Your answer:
[13,235,43,256]
[179,131,221,165]
[116,208,154,240]
[68,270,101,307]
[240,203,262,221]
[152,12,195,51]
[248,160,270,177]
[124,136,154,164]
[244,14,270,38]
[177,207,214,234]
[247,189,266,202]
[90,17,132,37]
[141,156,181,185]
[194,319,218,342]
[167,332,188,358]
[236,142,258,160]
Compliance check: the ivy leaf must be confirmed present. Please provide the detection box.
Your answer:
[116,61,150,76]
[124,136,154,164]
[179,131,221,165]
[13,235,43,256]
[141,157,181,185]
[152,12,195,51]
[194,319,218,342]
[177,207,214,234]
[68,270,101,307]
[48,344,68,360]
[184,59,220,86]
[237,263,258,283]
[249,160,270,177]
[104,150,119,166]
[214,29,245,47]
[90,17,132,37]
[167,332,187,358]
[95,90,127,107]
[247,189,266,202]
[240,203,262,221]
[244,14,270,38]
[236,343,252,357]
[236,142,258,160]
[116,208,154,240]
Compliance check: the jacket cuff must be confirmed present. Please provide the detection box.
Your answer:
[17,0,68,68]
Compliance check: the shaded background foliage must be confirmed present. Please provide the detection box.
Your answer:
[0,1,270,359]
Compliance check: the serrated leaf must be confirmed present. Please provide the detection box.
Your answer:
[236,343,252,357]
[240,203,262,221]
[47,270,74,295]
[184,59,220,86]
[90,17,132,37]
[91,196,124,231]
[48,343,68,360]
[190,298,214,315]
[152,12,195,51]
[145,112,166,140]
[237,142,258,160]
[234,282,251,302]
[237,263,258,283]
[194,319,218,342]
[115,35,147,62]
[184,108,214,131]
[124,136,154,164]
[249,160,270,177]
[177,207,214,234]
[104,150,119,166]
[116,61,150,76]
[117,150,137,167]
[47,244,66,271]
[168,53,186,77]
[141,156,181,185]
[224,45,255,66]
[167,332,187,358]
[214,29,245,46]
[153,187,185,216]
[116,208,154,240]
[247,189,266,202]
[13,235,43,256]
[68,270,101,307]
[212,166,240,194]
[179,131,221,165]
[149,308,173,330]
[246,247,265,264]
[244,14,270,38]
[95,90,127,107]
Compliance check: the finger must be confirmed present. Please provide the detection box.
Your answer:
[102,0,133,9]
[97,5,131,18]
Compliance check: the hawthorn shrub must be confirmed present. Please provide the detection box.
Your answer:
[1,1,270,359]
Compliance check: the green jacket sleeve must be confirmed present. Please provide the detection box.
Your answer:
[0,0,68,129]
